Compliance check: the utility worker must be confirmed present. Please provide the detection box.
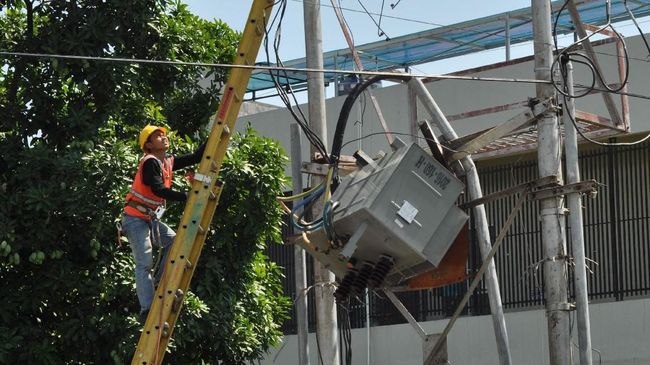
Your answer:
[121,125,205,323]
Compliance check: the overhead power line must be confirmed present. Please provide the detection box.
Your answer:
[0,50,554,86]
[2,47,648,101]
[292,0,455,29]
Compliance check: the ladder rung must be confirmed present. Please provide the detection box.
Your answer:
[198,225,205,234]
[172,289,184,313]
[210,160,219,172]
[162,322,170,338]
[185,260,193,270]
[221,125,231,137]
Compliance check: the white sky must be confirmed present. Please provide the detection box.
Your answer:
[183,1,650,103]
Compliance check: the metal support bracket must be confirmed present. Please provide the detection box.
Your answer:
[460,177,598,209]
[529,180,598,201]
[460,175,559,209]
[448,97,554,161]
[418,119,447,168]
[426,193,528,364]
[384,289,428,341]
[301,155,359,176]
[301,162,330,176]
[547,302,575,312]
[384,289,449,365]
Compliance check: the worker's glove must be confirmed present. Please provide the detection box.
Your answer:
[184,170,195,183]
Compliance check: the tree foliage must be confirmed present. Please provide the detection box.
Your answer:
[0,1,290,363]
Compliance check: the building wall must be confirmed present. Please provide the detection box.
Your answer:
[259,297,650,365]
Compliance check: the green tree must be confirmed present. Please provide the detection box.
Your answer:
[0,1,290,363]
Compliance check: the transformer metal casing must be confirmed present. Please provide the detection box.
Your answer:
[320,142,468,286]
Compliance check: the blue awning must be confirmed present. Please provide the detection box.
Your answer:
[247,0,650,94]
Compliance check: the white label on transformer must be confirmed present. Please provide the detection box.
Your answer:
[397,200,418,224]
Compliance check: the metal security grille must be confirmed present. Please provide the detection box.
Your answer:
[267,138,650,333]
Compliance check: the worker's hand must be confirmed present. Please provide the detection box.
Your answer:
[184,170,195,183]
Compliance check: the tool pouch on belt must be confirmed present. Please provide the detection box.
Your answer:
[115,222,125,248]
[153,206,166,220]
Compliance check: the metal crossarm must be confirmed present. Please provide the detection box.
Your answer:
[131,1,274,363]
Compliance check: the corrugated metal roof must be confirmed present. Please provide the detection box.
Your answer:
[247,0,650,94]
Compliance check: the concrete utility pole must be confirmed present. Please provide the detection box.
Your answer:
[291,124,310,365]
[409,79,513,365]
[303,2,340,365]
[531,1,571,364]
[563,61,593,365]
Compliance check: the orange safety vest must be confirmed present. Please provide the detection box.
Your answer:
[124,154,174,220]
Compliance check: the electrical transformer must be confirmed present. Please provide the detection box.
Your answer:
[300,140,468,299]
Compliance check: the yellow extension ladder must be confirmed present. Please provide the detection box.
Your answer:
[132,1,275,363]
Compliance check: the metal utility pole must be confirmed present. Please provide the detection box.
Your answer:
[291,124,310,365]
[563,61,593,365]
[532,1,571,364]
[303,1,340,365]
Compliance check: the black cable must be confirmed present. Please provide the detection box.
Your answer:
[551,1,650,148]
[575,85,650,101]
[345,304,351,365]
[562,93,650,147]
[377,0,386,38]
[346,304,352,365]
[314,319,325,365]
[336,302,353,365]
[360,91,368,123]
[274,19,331,162]
[592,48,650,65]
[263,0,331,163]
[555,54,597,99]
[339,131,460,154]
[586,25,629,94]
[624,0,650,56]
[552,0,570,52]
[337,306,344,365]
[352,90,368,149]
[551,2,631,99]
[356,0,390,40]
[331,75,405,165]
[269,1,327,157]
[291,0,509,42]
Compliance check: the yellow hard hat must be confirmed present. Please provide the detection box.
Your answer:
[138,125,168,151]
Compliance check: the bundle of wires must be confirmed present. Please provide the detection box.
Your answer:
[337,303,353,365]
[290,184,325,232]
[322,199,340,242]
[278,167,338,235]
[262,0,331,164]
